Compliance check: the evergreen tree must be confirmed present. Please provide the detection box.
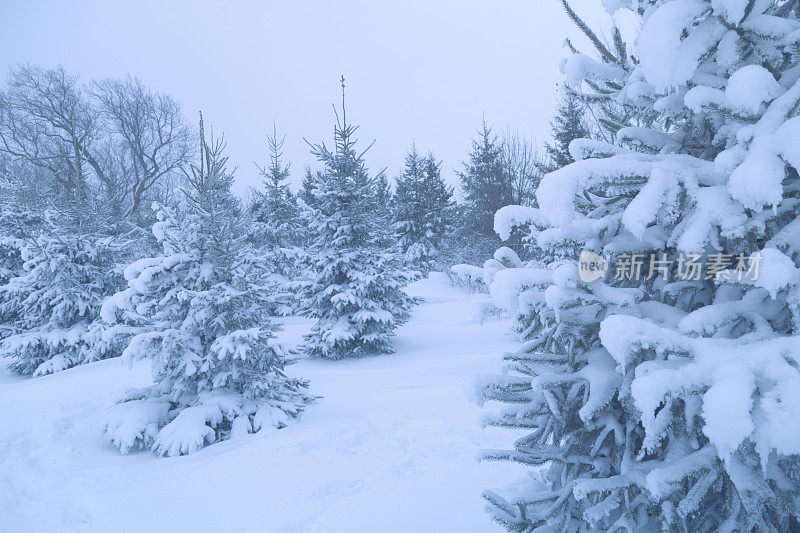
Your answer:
[0,215,22,289]
[299,78,414,359]
[0,170,39,287]
[299,166,318,209]
[373,173,394,243]
[251,121,301,250]
[393,144,453,274]
[457,119,514,236]
[477,1,800,531]
[101,114,311,456]
[375,173,392,207]
[0,156,128,376]
[0,217,127,376]
[250,122,303,292]
[542,86,590,172]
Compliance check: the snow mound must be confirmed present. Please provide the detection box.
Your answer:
[726,65,783,114]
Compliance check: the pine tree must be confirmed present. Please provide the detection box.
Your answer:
[393,144,454,274]
[299,166,318,209]
[476,1,800,530]
[542,86,590,172]
[299,78,414,359]
[0,218,22,291]
[375,173,392,207]
[101,114,311,456]
[0,155,128,375]
[457,119,514,237]
[0,171,40,288]
[373,173,394,244]
[251,121,301,250]
[0,217,127,375]
[250,122,303,295]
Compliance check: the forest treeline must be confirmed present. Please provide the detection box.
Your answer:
[0,58,596,453]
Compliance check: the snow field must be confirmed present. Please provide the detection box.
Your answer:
[0,275,522,532]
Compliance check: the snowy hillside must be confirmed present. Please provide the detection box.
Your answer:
[0,276,521,532]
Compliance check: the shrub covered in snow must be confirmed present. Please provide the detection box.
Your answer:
[475,1,800,530]
[101,120,311,456]
[449,263,488,293]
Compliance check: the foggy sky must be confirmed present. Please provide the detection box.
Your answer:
[0,0,618,196]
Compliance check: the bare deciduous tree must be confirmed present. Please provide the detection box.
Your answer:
[0,65,191,228]
[0,65,103,227]
[92,76,191,220]
[502,128,543,207]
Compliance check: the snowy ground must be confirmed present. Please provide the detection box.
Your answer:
[0,274,524,532]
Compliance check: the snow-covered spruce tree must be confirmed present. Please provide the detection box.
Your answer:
[249,122,303,312]
[0,171,40,288]
[458,119,514,237]
[102,115,311,457]
[458,120,513,235]
[299,166,318,209]
[0,215,127,375]
[375,173,393,209]
[251,121,302,252]
[393,144,454,275]
[449,119,515,263]
[299,80,414,359]
[542,86,591,173]
[475,1,800,530]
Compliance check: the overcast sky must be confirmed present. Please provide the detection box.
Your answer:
[1,0,619,196]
